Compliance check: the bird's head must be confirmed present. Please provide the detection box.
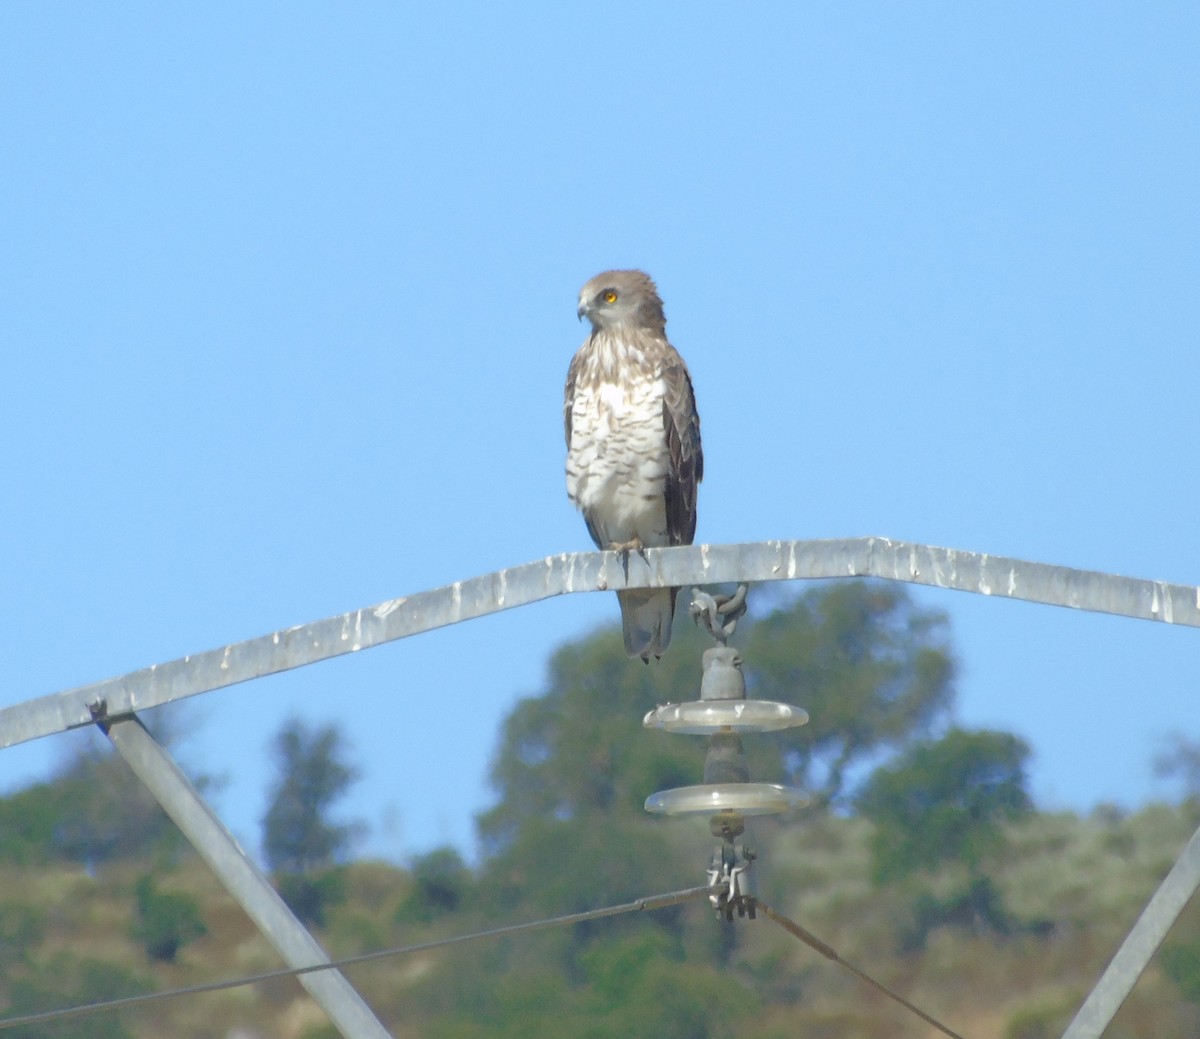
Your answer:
[577,269,666,335]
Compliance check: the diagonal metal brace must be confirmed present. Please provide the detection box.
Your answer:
[1060,819,1200,1039]
[100,712,392,1039]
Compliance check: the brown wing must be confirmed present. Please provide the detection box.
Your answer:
[563,347,584,447]
[662,347,703,546]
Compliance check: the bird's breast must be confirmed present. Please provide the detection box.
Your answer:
[571,376,663,450]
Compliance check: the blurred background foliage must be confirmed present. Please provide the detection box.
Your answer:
[1,583,1198,1038]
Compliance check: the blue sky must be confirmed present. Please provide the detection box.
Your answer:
[2,4,1198,864]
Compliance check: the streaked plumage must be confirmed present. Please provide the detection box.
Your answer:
[564,270,703,660]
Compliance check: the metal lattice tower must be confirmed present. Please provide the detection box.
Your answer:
[1,537,1197,1039]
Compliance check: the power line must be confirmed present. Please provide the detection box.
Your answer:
[758,901,966,1039]
[0,883,719,1033]
[0,883,968,1039]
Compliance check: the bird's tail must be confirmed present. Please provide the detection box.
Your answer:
[617,587,679,661]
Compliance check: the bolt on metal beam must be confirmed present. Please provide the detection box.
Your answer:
[102,715,392,1039]
[3,538,1197,751]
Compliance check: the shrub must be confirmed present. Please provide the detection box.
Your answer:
[130,874,207,963]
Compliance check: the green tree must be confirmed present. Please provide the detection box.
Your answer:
[263,718,363,873]
[1154,734,1200,806]
[130,874,207,963]
[442,584,966,1036]
[262,718,364,926]
[0,901,46,970]
[744,581,956,806]
[477,616,708,855]
[858,727,1031,881]
[395,847,473,924]
[48,745,181,867]
[0,709,204,868]
[1161,936,1200,1005]
[479,581,955,851]
[4,953,150,1039]
[858,726,1032,942]
[415,923,753,1039]
[0,780,76,866]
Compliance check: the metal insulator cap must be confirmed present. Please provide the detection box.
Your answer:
[700,646,746,701]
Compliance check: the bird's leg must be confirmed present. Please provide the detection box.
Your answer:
[607,536,644,554]
[607,536,647,580]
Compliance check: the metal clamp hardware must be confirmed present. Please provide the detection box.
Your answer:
[707,843,757,922]
[689,583,749,645]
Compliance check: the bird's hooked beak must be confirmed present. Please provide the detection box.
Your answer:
[577,297,591,322]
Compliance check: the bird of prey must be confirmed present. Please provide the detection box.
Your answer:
[564,270,703,660]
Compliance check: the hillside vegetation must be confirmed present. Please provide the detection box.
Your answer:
[1,805,1198,1039]
[2,583,1197,1039]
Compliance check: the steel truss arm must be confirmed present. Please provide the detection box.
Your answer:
[3,537,1198,751]
[1061,822,1200,1039]
[0,536,1196,1039]
[103,715,393,1039]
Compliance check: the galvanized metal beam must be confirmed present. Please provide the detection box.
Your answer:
[3,538,1198,750]
[1060,820,1200,1039]
[3,537,1197,1038]
[103,715,393,1039]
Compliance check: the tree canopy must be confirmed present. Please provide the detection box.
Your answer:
[2,580,1198,1036]
[261,717,364,925]
[479,580,958,856]
[261,717,363,875]
[0,710,200,869]
[856,726,1033,884]
[743,581,956,806]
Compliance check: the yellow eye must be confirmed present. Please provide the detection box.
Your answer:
[603,290,618,304]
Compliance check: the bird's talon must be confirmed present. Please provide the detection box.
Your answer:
[607,538,644,554]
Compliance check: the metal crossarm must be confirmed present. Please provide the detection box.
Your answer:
[3,538,1198,750]
[2,536,1197,1039]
